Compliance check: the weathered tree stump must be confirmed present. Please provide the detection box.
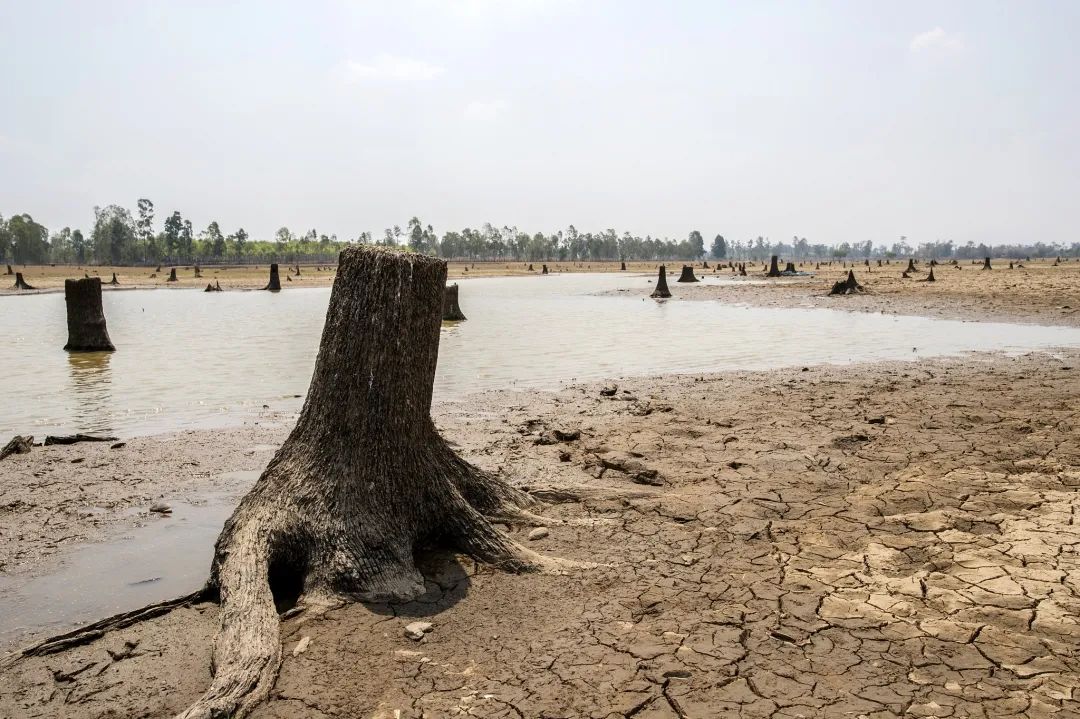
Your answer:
[739,263,747,276]
[0,435,33,461]
[527,264,534,271]
[167,268,178,282]
[13,272,34,290]
[620,261,626,271]
[784,262,796,274]
[194,265,202,278]
[906,258,917,273]
[205,280,224,292]
[982,256,992,270]
[5,264,12,275]
[676,265,699,282]
[920,267,937,282]
[443,283,466,321]
[174,247,551,719]
[108,272,119,286]
[264,264,281,291]
[651,265,672,298]
[155,265,162,272]
[63,278,115,352]
[829,270,864,295]
[766,255,782,277]
[542,264,549,275]
[702,260,709,269]
[1008,261,1014,269]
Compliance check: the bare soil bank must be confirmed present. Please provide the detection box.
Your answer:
[637,259,1080,327]
[2,349,1079,718]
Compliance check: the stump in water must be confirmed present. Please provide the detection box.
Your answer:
[906,258,917,273]
[829,270,864,295]
[108,272,119,286]
[167,268,178,282]
[651,265,672,298]
[620,261,626,271]
[766,255,783,277]
[920,266,936,282]
[982,256,992,270]
[63,278,115,352]
[542,264,549,275]
[205,280,224,292]
[676,265,699,282]
[13,272,35,290]
[264,263,281,291]
[443,283,466,321]
[175,247,554,719]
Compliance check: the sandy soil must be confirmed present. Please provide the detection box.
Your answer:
[628,259,1080,327]
[2,349,1079,718]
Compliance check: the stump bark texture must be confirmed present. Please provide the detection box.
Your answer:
[176,246,541,719]
[766,255,782,277]
[651,265,672,297]
[982,257,992,270]
[676,265,699,283]
[442,283,466,321]
[264,264,281,291]
[63,278,115,352]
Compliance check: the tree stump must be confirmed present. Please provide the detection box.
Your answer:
[174,247,549,719]
[702,260,709,269]
[651,265,672,298]
[542,264,549,275]
[0,435,33,461]
[620,261,626,271]
[982,257,992,270]
[155,265,162,272]
[766,255,783,277]
[920,267,936,282]
[829,270,864,295]
[906,258,917,273]
[264,264,281,291]
[1009,261,1014,269]
[13,272,35,290]
[783,262,796,274]
[194,265,202,278]
[108,272,119,285]
[167,268,178,282]
[63,278,115,352]
[739,263,747,276]
[676,265,699,282]
[5,264,12,275]
[527,264,534,271]
[442,283,466,321]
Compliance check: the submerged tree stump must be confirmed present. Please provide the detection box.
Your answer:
[108,272,119,286]
[651,265,672,298]
[167,268,178,282]
[264,264,281,291]
[982,257,992,270]
[443,283,466,321]
[676,265,699,283]
[175,247,550,719]
[766,255,783,277]
[829,270,864,295]
[63,278,115,352]
[13,272,34,290]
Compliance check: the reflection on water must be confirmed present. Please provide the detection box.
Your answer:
[66,351,114,435]
[2,273,1080,438]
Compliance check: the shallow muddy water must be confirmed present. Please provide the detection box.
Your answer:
[3,272,1080,439]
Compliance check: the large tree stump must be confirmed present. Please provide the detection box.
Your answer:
[651,265,672,298]
[784,262,796,273]
[766,255,782,277]
[13,272,35,290]
[982,256,992,270]
[63,278,115,352]
[676,265,699,283]
[167,268,178,282]
[442,283,466,321]
[174,247,555,719]
[264,264,281,291]
[829,270,864,295]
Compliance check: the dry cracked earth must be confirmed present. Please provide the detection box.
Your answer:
[1,350,1079,718]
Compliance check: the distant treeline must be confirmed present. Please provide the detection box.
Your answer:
[2,202,1078,265]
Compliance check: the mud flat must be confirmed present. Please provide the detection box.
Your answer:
[643,259,1080,327]
[2,349,1078,718]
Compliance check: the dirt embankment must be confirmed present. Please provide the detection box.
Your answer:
[629,259,1080,327]
[2,350,1078,718]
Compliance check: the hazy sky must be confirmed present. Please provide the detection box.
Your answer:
[1,0,1077,247]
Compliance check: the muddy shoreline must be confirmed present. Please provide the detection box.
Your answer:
[2,349,1079,717]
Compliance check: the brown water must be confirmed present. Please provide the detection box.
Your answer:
[3,273,1080,439]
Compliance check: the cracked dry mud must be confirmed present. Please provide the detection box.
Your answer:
[2,350,1079,718]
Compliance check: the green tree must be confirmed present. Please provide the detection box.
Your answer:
[72,229,87,263]
[710,234,727,259]
[234,228,248,259]
[7,214,50,263]
[687,230,705,258]
[181,219,194,259]
[163,211,183,258]
[91,205,136,265]
[136,198,156,259]
[203,221,225,258]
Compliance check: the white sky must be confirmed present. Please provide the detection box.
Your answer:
[1,0,1077,247]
